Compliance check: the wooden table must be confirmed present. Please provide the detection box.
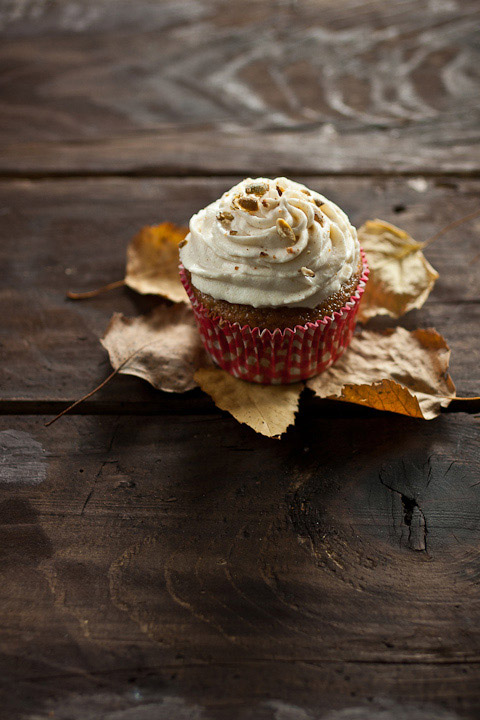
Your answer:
[1,2,480,718]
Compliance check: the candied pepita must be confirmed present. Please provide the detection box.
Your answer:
[238,197,259,212]
[217,211,234,223]
[300,266,315,277]
[245,183,268,196]
[276,218,296,244]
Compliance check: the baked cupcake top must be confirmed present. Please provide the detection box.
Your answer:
[179,177,360,309]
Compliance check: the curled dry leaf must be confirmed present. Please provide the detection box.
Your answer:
[101,304,209,393]
[125,222,189,303]
[307,327,456,419]
[195,367,302,438]
[358,219,439,322]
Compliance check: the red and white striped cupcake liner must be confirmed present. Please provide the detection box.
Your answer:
[180,250,369,384]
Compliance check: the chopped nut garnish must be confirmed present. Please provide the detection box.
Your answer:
[238,197,259,212]
[245,183,268,196]
[262,199,269,207]
[259,251,268,257]
[301,189,311,195]
[230,230,238,235]
[276,218,296,244]
[314,199,325,208]
[217,211,234,223]
[235,266,239,270]
[276,185,284,196]
[300,266,315,277]
[286,247,295,254]
[179,239,188,248]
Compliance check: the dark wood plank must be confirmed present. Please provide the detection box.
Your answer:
[1,176,479,404]
[1,413,480,719]
[1,0,480,175]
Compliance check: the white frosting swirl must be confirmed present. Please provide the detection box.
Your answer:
[180,177,360,308]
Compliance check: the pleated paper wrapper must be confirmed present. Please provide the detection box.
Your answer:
[180,251,369,385]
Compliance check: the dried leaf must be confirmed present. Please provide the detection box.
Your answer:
[125,223,188,303]
[358,219,438,322]
[335,379,423,417]
[101,305,208,392]
[195,367,302,437]
[307,327,456,419]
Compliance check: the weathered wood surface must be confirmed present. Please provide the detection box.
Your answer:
[1,413,480,720]
[2,1,480,717]
[1,176,480,406]
[1,0,480,175]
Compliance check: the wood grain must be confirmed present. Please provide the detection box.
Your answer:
[1,175,479,405]
[2,4,480,716]
[1,0,479,175]
[1,413,479,719]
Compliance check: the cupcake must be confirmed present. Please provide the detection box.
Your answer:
[179,177,368,384]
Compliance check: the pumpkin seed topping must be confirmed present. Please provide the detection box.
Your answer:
[300,266,315,277]
[238,197,259,212]
[276,218,296,244]
[245,183,268,196]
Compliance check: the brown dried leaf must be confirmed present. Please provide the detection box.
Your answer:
[307,327,456,419]
[101,304,208,392]
[195,367,302,437]
[125,223,188,303]
[358,219,439,322]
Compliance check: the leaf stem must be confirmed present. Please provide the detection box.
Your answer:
[66,278,125,300]
[44,368,120,427]
[423,208,480,248]
[45,329,170,427]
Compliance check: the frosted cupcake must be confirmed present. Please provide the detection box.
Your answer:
[179,177,368,384]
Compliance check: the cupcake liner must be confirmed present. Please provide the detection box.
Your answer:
[180,250,369,384]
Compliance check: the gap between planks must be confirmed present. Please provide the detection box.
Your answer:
[2,170,480,181]
[0,399,479,418]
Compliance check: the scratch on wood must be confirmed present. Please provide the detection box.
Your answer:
[81,418,120,514]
